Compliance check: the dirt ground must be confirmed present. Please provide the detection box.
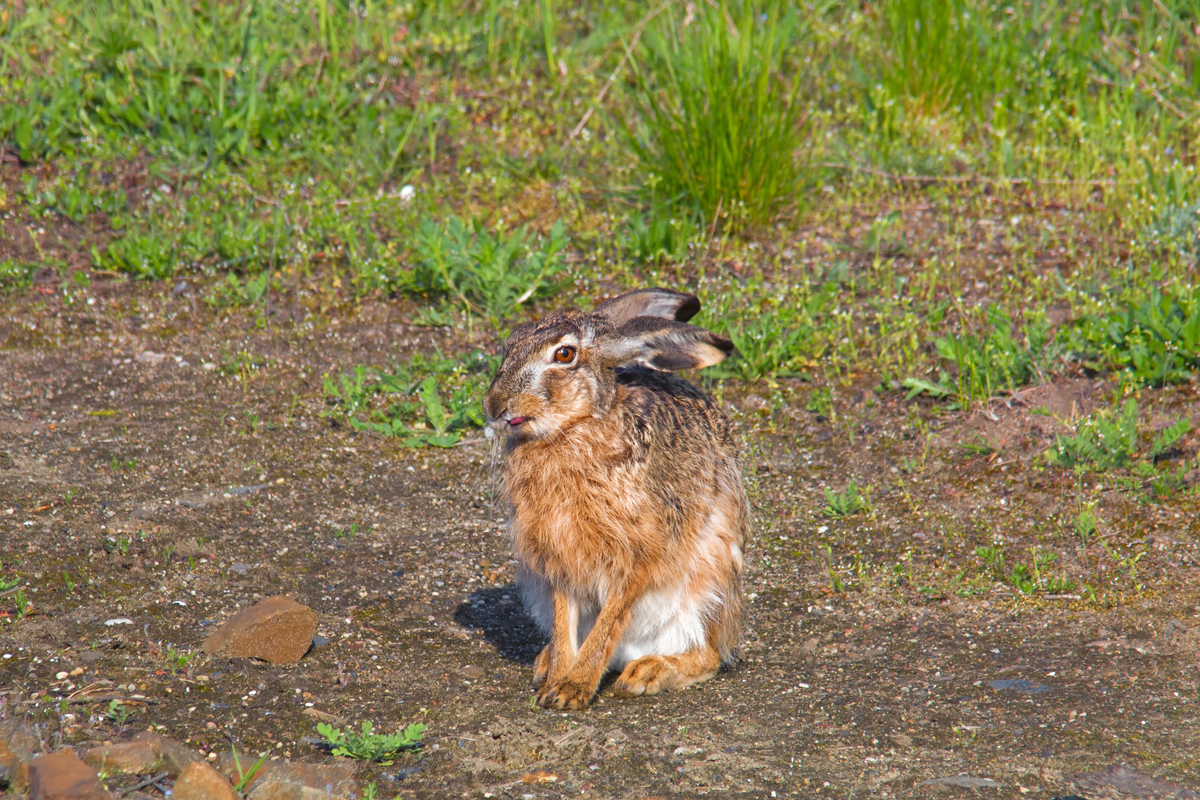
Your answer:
[2,280,1199,799]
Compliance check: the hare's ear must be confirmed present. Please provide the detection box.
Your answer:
[594,288,701,326]
[599,318,734,371]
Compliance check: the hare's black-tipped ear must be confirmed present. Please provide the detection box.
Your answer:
[594,288,701,326]
[599,318,734,371]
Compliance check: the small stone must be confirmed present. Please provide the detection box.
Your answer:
[461,665,485,679]
[84,740,159,776]
[136,351,168,366]
[84,732,202,779]
[202,597,317,664]
[889,733,913,747]
[173,761,239,800]
[27,749,109,800]
[174,538,203,558]
[248,779,351,800]
[69,667,84,677]
[301,707,338,723]
[54,671,68,680]
[134,732,202,777]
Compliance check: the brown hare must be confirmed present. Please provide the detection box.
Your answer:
[483,288,749,710]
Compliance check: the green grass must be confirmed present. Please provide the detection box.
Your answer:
[2,0,1199,439]
[625,0,807,228]
[1042,399,1192,475]
[324,350,494,447]
[903,306,1053,408]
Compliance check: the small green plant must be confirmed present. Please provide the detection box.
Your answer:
[353,376,477,448]
[806,386,833,419]
[413,216,567,325]
[704,284,834,381]
[1044,399,1191,473]
[220,350,267,382]
[323,366,374,419]
[975,545,1073,595]
[230,747,267,792]
[106,699,131,725]
[822,482,869,518]
[10,588,31,619]
[1073,503,1098,546]
[164,646,193,673]
[0,568,19,593]
[1063,285,1200,386]
[0,258,37,291]
[333,523,361,539]
[207,271,271,308]
[317,721,427,765]
[903,307,1051,408]
[1101,542,1146,593]
[93,231,178,280]
[623,199,695,263]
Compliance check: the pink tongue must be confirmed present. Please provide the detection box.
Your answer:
[508,416,528,426]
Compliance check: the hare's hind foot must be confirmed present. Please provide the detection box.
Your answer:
[612,646,720,698]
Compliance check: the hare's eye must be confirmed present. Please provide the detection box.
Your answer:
[554,345,576,364]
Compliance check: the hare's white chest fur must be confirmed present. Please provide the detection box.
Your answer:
[515,485,744,670]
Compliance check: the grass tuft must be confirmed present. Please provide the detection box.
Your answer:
[626,0,806,228]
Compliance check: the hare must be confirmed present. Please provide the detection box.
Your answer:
[483,288,748,710]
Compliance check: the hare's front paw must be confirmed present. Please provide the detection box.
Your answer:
[532,645,551,689]
[536,679,595,710]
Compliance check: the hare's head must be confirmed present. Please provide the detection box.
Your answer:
[483,289,733,441]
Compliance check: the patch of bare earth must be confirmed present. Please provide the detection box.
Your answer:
[1,281,1199,799]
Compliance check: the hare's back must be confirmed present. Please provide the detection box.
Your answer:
[614,366,735,452]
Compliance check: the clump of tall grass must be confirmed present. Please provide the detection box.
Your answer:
[881,0,991,118]
[625,0,806,229]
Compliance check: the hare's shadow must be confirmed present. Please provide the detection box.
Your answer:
[453,584,545,666]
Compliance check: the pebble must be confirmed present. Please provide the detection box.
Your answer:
[202,596,318,664]
[174,760,239,800]
[27,749,109,800]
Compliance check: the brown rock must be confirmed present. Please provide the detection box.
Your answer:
[27,749,109,800]
[84,740,159,777]
[202,596,317,664]
[248,779,353,800]
[84,733,201,778]
[213,756,358,799]
[172,761,239,800]
[132,732,202,777]
[0,720,38,793]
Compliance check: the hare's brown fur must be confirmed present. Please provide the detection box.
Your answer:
[485,289,748,709]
